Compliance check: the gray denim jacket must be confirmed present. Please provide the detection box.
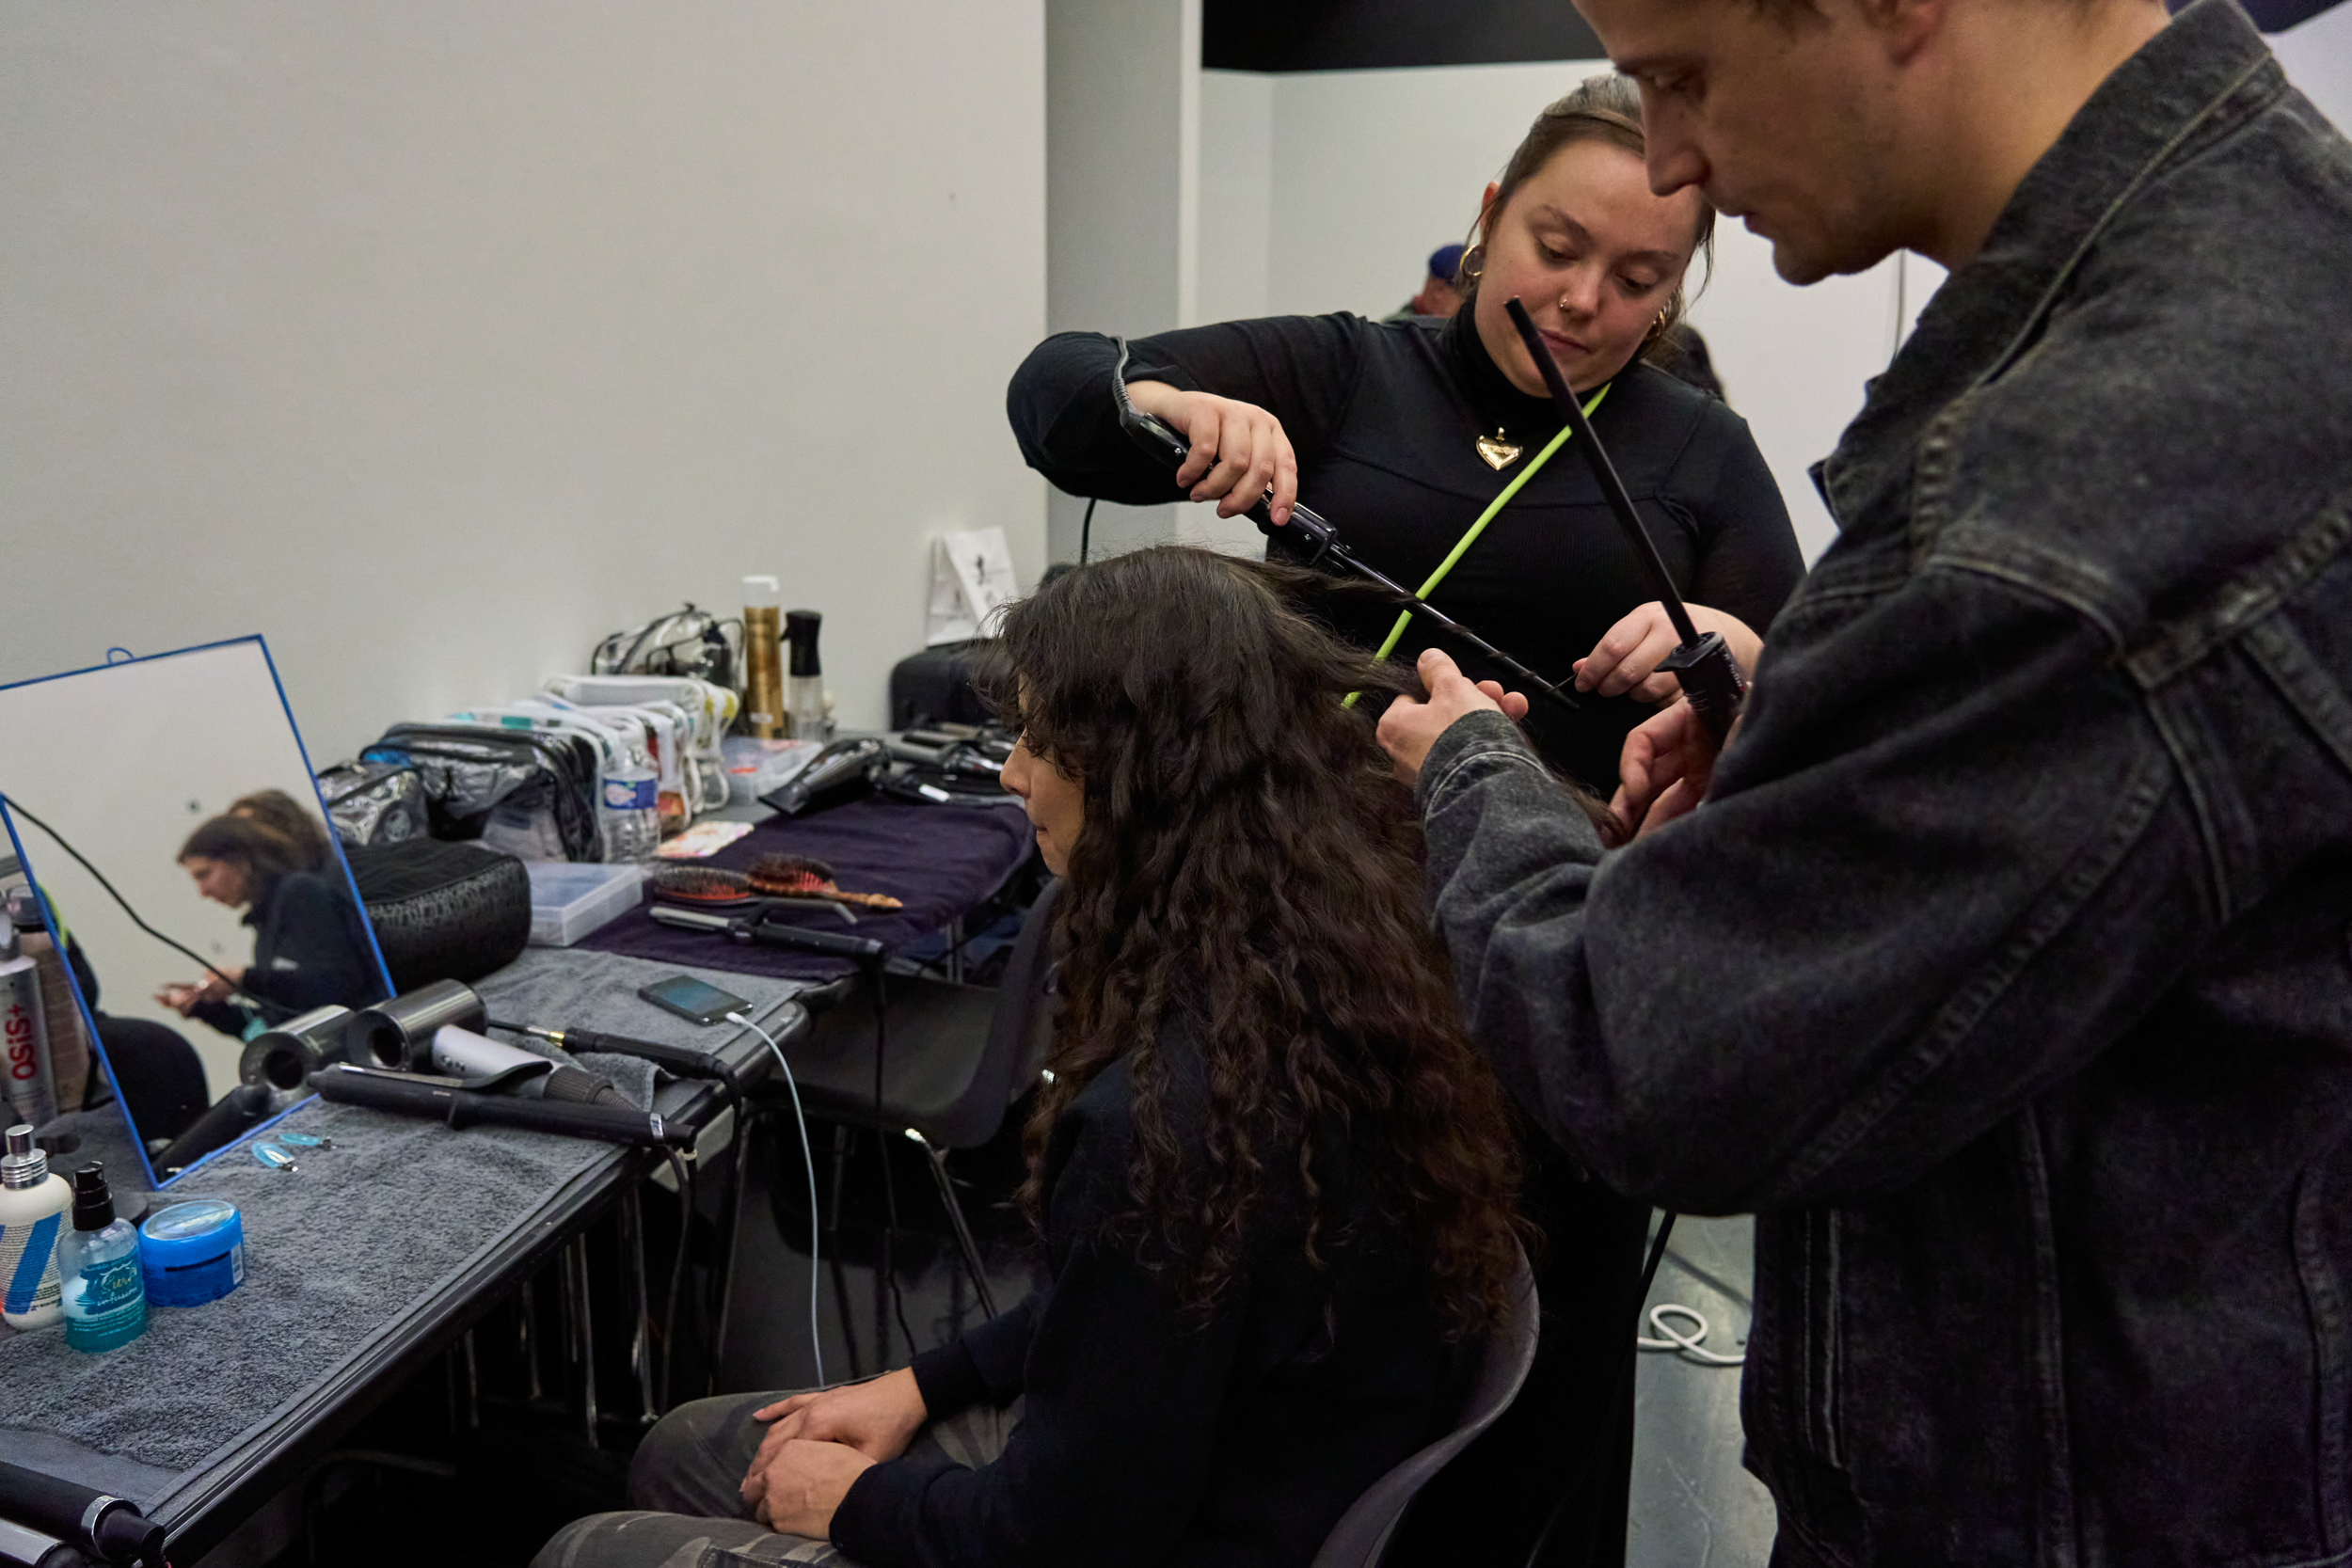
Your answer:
[1414,5,2352,1563]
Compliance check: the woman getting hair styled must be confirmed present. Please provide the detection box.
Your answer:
[1009,74,1800,1564]
[534,547,1525,1568]
[1009,72,1803,796]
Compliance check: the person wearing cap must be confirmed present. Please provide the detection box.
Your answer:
[1384,242,1470,321]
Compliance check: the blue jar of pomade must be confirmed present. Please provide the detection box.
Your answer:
[139,1199,245,1307]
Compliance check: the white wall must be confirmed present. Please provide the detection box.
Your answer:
[2276,1,2352,129]
[0,1,1047,764]
[1197,72,1277,331]
[1042,0,1200,562]
[1256,60,1575,320]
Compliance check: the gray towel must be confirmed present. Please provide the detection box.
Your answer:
[0,948,800,1503]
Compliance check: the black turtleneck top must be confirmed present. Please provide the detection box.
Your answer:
[1007,311,1804,790]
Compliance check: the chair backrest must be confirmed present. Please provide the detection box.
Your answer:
[1309,1243,1540,1568]
[999,877,1061,1100]
[927,877,1060,1148]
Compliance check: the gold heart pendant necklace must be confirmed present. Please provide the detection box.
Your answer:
[1475,430,1523,470]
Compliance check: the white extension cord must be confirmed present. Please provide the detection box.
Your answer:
[727,1011,825,1387]
[1637,1301,1746,1366]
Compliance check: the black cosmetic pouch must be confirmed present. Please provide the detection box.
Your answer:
[344,839,532,991]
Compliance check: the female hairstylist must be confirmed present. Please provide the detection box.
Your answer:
[157,813,383,1037]
[1007,74,1803,795]
[1007,75,1804,1565]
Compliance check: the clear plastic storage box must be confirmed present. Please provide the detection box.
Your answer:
[526,861,644,947]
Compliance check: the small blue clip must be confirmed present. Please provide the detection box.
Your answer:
[252,1142,299,1173]
[278,1132,331,1149]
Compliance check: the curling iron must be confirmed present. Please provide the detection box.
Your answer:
[309,1062,691,1148]
[1497,294,1743,1568]
[0,1460,165,1568]
[1502,298,1747,740]
[1110,339,1581,719]
[647,904,887,965]
[497,1024,738,1085]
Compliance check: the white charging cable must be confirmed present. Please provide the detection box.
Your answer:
[1637,1301,1746,1365]
[727,1011,824,1387]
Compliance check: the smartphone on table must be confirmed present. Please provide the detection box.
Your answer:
[637,974,752,1026]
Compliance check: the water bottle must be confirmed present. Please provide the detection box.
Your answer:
[601,755,660,863]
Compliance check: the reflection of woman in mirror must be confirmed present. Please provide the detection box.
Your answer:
[158,811,380,1037]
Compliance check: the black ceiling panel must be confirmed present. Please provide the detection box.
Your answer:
[2233,0,2343,28]
[1204,0,1607,71]
[1209,0,2341,72]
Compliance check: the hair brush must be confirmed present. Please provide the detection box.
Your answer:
[647,863,754,904]
[745,853,904,911]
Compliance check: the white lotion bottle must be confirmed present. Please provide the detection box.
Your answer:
[0,1123,71,1329]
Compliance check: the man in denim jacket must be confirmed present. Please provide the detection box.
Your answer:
[1376,0,2352,1560]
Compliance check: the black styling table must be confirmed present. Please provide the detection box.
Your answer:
[0,947,809,1566]
[580,796,1038,981]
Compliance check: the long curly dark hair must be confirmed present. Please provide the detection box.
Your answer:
[977,546,1523,1337]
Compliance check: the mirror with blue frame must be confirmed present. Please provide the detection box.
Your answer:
[0,638,391,1188]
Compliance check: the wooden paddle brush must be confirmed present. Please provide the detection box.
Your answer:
[745,853,904,911]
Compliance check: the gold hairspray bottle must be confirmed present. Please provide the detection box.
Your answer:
[742,575,785,738]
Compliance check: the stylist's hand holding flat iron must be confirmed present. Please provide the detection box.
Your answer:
[1121,381,1300,526]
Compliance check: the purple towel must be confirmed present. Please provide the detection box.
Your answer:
[581,798,1038,980]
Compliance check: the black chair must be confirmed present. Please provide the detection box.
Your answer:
[773,879,1060,1314]
[1312,1243,1540,1568]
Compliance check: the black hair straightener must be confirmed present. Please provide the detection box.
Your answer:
[1110,339,1581,720]
[1502,298,1748,740]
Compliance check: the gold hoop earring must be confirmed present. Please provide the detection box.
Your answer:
[1640,306,1676,357]
[1459,245,1486,282]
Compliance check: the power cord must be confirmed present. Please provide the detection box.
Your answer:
[1637,1302,1745,1366]
[872,974,918,1360]
[727,1010,825,1389]
[0,790,297,1022]
[486,1015,758,1395]
[1079,496,1099,565]
[657,1146,695,1415]
[1523,1211,1678,1568]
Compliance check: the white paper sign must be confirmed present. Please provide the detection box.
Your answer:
[926,526,1020,645]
